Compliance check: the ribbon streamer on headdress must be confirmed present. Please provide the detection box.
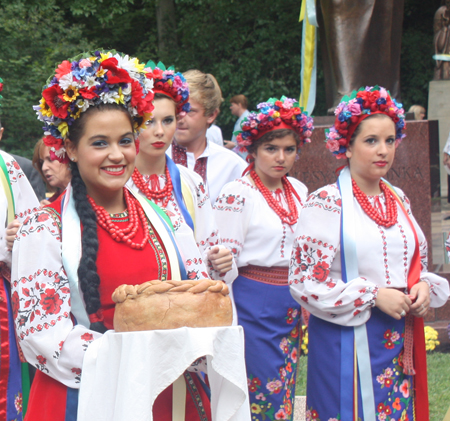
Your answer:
[299,0,317,115]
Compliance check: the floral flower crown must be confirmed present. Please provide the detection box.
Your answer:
[145,60,190,116]
[236,96,314,152]
[325,86,406,159]
[34,50,155,163]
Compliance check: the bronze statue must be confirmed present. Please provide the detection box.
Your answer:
[434,0,450,80]
[317,0,404,112]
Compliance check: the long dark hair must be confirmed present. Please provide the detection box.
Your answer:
[68,103,134,333]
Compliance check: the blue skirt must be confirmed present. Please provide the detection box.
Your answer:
[307,308,415,421]
[233,273,301,421]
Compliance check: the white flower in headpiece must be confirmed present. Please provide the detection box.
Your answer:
[59,72,75,90]
[100,90,121,104]
[76,98,90,112]
[122,83,132,96]
[84,76,100,89]
[143,77,154,92]
[53,147,67,159]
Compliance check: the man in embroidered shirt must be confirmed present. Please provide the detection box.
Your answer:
[167,70,246,202]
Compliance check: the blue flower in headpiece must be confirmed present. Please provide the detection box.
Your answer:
[338,110,351,122]
[376,98,386,105]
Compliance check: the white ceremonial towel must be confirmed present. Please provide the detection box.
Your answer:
[78,326,250,421]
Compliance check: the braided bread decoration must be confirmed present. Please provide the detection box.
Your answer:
[112,280,232,332]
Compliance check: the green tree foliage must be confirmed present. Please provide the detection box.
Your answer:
[0,0,443,155]
[0,0,91,156]
[401,0,442,112]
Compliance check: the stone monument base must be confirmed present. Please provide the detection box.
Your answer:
[428,79,450,197]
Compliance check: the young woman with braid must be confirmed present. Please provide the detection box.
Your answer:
[213,97,313,421]
[11,52,211,420]
[127,62,236,284]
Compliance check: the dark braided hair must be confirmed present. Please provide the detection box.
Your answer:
[68,103,134,333]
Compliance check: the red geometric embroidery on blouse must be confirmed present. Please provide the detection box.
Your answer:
[280,224,287,258]
[304,185,341,213]
[171,141,188,167]
[198,230,219,248]
[378,226,390,285]
[221,238,244,257]
[397,223,409,281]
[295,235,337,252]
[419,241,428,271]
[193,157,208,183]
[214,194,245,212]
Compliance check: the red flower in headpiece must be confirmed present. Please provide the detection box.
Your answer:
[42,85,70,119]
[101,58,133,84]
[43,135,63,150]
[130,80,154,116]
[55,60,72,80]
[79,87,98,100]
[0,83,3,92]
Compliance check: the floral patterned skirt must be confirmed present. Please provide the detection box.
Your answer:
[233,273,301,421]
[306,308,416,421]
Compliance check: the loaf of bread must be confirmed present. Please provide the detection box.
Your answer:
[112,279,233,332]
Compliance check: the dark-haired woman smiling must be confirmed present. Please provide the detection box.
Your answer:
[11,51,211,421]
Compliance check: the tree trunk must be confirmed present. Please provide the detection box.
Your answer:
[155,0,178,61]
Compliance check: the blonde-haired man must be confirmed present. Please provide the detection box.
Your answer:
[168,70,246,202]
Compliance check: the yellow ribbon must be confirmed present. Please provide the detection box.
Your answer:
[299,0,317,114]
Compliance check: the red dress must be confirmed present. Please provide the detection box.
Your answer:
[20,197,211,421]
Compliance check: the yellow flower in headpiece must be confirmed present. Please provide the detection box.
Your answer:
[62,86,79,103]
[96,68,107,78]
[273,111,280,118]
[58,121,69,138]
[70,107,82,120]
[167,79,173,87]
[131,58,145,72]
[39,98,53,118]
[99,52,112,63]
[116,87,125,105]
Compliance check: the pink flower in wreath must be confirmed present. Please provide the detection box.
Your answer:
[79,59,92,68]
[400,379,410,398]
[347,100,362,116]
[327,139,340,153]
[266,379,283,393]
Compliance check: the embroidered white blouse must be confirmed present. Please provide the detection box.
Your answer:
[213,176,308,268]
[127,164,238,283]
[289,183,450,327]
[167,141,247,202]
[0,151,39,266]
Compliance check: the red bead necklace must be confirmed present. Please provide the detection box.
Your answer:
[250,170,300,226]
[87,188,150,250]
[132,166,173,208]
[352,179,398,228]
